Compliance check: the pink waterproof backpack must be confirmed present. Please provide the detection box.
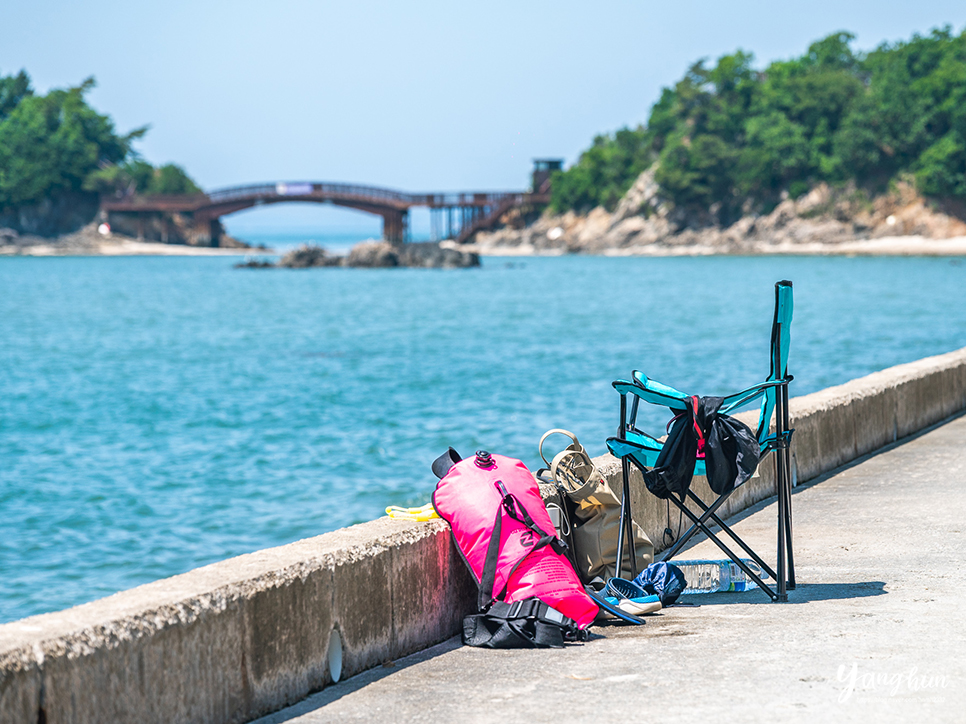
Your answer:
[432,449,598,631]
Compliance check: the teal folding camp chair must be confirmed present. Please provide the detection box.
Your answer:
[606,280,795,601]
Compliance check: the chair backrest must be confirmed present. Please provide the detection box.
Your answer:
[613,281,793,451]
[755,281,793,444]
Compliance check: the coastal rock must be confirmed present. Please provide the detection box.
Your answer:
[0,190,100,237]
[400,242,480,268]
[575,207,613,250]
[346,241,400,267]
[249,241,480,270]
[234,258,276,269]
[610,165,661,224]
[106,213,251,248]
[279,245,342,268]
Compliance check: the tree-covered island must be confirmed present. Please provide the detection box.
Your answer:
[551,28,966,218]
[0,71,201,239]
[467,27,965,256]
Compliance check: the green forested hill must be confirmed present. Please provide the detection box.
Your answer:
[0,71,200,214]
[551,27,966,221]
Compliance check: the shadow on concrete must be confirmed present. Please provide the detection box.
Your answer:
[256,638,465,723]
[258,627,607,722]
[674,580,888,606]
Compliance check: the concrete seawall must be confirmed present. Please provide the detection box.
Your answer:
[2,347,965,724]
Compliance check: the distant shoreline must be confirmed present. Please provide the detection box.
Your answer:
[466,234,966,258]
[0,239,268,257]
[5,233,966,259]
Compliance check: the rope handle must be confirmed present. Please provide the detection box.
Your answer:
[538,428,580,467]
[550,448,595,490]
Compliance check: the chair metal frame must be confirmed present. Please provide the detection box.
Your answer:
[606,281,796,602]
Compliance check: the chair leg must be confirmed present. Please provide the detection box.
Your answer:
[615,393,638,581]
[782,445,796,589]
[774,440,789,602]
[659,489,731,561]
[772,376,795,597]
[780,379,796,590]
[652,476,779,583]
[684,492,779,581]
[673,500,780,601]
[623,457,639,578]
[615,456,633,580]
[777,476,788,602]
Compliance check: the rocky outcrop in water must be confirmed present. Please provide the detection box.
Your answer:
[238,240,480,270]
[345,241,401,268]
[345,240,480,268]
[470,166,966,255]
[278,245,342,268]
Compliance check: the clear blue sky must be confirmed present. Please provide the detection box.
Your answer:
[3,0,964,236]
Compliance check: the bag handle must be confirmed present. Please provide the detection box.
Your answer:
[539,428,580,467]
[550,448,602,492]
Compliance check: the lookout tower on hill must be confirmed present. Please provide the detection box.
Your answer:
[532,159,563,193]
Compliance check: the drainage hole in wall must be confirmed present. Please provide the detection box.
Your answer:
[328,628,343,683]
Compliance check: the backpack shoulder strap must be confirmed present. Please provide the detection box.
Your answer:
[478,480,568,608]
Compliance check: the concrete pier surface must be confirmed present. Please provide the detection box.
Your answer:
[256,414,966,724]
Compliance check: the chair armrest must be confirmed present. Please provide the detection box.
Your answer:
[607,432,663,468]
[611,372,690,410]
[607,431,708,476]
[718,380,778,414]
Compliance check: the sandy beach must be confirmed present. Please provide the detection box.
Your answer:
[7,239,264,257]
[0,226,272,257]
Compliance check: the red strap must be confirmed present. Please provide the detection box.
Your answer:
[690,396,707,459]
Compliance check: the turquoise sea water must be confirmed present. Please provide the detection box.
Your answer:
[2,254,965,623]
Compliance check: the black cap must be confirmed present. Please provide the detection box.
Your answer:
[431,447,462,479]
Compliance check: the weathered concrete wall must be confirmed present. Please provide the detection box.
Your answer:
[1,346,964,724]
[0,519,475,724]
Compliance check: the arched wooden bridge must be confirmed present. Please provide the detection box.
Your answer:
[100,180,551,245]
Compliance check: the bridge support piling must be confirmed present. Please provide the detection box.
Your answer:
[382,209,408,246]
[209,218,222,246]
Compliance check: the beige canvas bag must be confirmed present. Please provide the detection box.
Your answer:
[539,429,653,582]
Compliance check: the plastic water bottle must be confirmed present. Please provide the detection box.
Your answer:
[726,560,771,592]
[673,559,771,594]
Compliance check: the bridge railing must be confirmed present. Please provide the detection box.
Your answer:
[416,192,525,208]
[207,182,418,205]
[205,183,528,208]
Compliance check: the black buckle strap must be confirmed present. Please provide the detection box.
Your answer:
[489,599,576,628]
[463,597,585,649]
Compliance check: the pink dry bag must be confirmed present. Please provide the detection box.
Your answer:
[432,450,598,629]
